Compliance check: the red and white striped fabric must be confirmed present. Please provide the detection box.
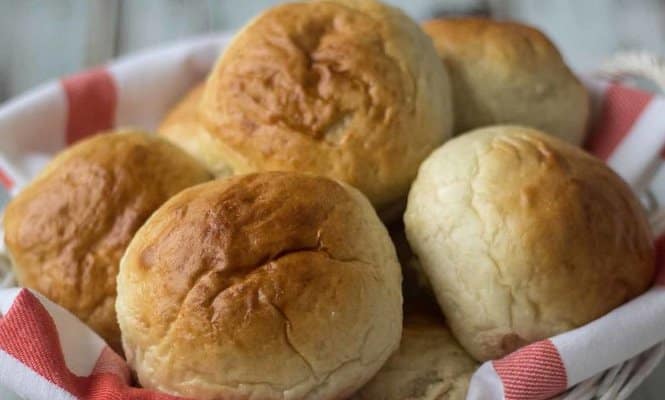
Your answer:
[0,288,183,400]
[1,34,665,400]
[0,34,228,195]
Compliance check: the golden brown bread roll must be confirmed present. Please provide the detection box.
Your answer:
[422,18,589,144]
[404,125,654,361]
[116,172,403,400]
[2,131,211,351]
[353,306,478,400]
[158,83,233,177]
[195,0,452,217]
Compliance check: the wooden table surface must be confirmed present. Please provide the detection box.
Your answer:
[1,1,664,398]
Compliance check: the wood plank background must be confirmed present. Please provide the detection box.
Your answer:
[1,0,664,102]
[0,1,664,399]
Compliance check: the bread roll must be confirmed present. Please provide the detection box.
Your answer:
[117,172,403,400]
[2,131,211,351]
[196,0,452,216]
[422,18,589,144]
[353,307,477,400]
[158,83,233,177]
[404,126,654,361]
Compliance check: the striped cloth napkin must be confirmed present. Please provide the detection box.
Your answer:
[1,34,665,400]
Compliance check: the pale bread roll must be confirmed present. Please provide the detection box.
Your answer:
[353,306,477,400]
[404,125,654,361]
[158,83,233,177]
[423,18,589,144]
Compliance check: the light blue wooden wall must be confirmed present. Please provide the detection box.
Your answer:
[3,0,664,103]
[0,0,665,101]
[0,0,486,101]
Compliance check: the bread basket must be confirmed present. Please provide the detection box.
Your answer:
[0,33,664,400]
